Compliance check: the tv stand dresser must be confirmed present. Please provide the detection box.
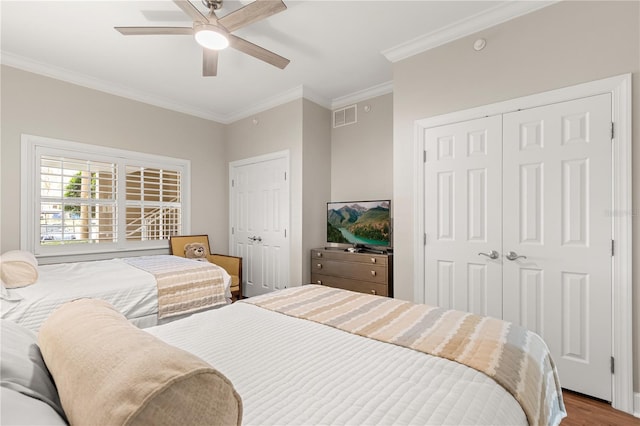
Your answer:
[310,248,393,297]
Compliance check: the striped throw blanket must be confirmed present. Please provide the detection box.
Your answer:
[242,285,566,426]
[124,255,227,319]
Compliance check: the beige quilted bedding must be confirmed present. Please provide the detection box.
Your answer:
[124,256,227,319]
[243,285,566,426]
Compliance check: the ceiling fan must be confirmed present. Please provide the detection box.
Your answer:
[115,0,290,77]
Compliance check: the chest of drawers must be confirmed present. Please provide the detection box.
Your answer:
[310,248,393,297]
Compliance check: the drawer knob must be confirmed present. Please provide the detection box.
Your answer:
[317,280,323,285]
[370,289,377,295]
[371,257,376,263]
[316,252,322,257]
[370,270,376,276]
[317,263,322,269]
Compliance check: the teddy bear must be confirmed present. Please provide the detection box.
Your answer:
[183,242,210,262]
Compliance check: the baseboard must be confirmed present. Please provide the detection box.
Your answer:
[635,392,640,418]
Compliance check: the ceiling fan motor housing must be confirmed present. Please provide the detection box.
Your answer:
[202,0,223,11]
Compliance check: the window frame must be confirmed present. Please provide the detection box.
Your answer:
[21,134,191,259]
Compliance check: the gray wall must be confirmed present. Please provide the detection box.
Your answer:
[331,93,393,202]
[0,65,228,254]
[0,66,333,286]
[391,0,640,392]
[225,100,304,286]
[302,99,332,283]
[224,99,331,286]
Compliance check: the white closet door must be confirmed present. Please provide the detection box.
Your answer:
[502,94,612,400]
[424,115,503,318]
[230,154,290,298]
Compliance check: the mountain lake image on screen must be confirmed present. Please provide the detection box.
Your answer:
[326,200,391,247]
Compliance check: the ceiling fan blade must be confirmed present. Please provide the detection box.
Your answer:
[229,34,290,69]
[203,49,218,76]
[218,0,286,32]
[115,27,193,36]
[172,0,209,23]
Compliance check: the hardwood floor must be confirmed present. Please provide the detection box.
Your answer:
[562,390,640,425]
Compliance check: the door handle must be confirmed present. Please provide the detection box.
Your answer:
[248,236,263,242]
[505,251,527,261]
[478,250,499,260]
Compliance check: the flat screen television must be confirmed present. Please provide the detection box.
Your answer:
[327,200,391,248]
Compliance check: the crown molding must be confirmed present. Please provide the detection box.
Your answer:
[382,1,558,63]
[1,50,336,124]
[0,49,446,124]
[331,81,393,110]
[225,85,303,123]
[1,50,228,123]
[1,2,557,126]
[302,86,331,110]
[226,81,392,122]
[225,86,332,123]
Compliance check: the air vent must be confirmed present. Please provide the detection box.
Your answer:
[333,104,357,128]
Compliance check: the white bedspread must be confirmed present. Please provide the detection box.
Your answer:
[2,259,157,332]
[2,256,233,332]
[147,302,527,425]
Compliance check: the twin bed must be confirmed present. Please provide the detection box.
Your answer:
[0,253,566,426]
[1,254,232,331]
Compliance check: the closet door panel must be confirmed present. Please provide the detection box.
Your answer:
[424,115,503,318]
[502,93,612,400]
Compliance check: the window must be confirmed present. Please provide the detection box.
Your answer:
[125,166,182,241]
[21,135,190,257]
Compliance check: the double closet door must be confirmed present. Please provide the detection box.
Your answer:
[423,94,612,400]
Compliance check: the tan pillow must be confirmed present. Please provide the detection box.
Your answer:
[38,298,242,426]
[0,250,38,288]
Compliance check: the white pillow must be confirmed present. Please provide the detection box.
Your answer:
[1,279,23,301]
[0,319,66,419]
[0,250,39,288]
[0,388,67,426]
[1,279,23,315]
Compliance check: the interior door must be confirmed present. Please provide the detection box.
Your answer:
[502,94,612,400]
[424,115,503,318]
[230,153,290,297]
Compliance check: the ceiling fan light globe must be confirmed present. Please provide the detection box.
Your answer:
[194,27,229,50]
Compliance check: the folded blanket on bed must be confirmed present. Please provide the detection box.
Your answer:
[242,285,566,426]
[124,255,227,319]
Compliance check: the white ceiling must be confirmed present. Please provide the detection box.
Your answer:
[1,1,552,123]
